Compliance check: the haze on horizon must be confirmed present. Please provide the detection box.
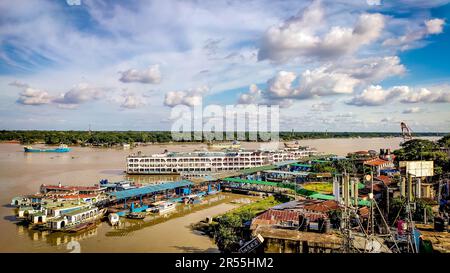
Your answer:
[1,0,450,132]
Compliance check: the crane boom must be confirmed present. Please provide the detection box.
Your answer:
[400,122,413,142]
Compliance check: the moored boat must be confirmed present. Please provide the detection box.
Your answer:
[157,201,176,215]
[24,144,71,153]
[108,213,120,226]
[65,222,97,233]
[126,212,146,219]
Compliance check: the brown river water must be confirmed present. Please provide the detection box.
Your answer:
[0,137,439,252]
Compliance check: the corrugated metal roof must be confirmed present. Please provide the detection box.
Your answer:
[107,180,193,200]
[222,177,279,186]
[290,163,312,168]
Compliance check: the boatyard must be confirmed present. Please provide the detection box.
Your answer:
[1,134,449,253]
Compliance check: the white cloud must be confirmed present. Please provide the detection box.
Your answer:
[425,18,445,34]
[402,107,421,114]
[258,0,385,62]
[366,0,382,6]
[17,87,52,105]
[383,18,445,50]
[119,65,162,84]
[298,67,359,97]
[265,67,359,100]
[346,85,409,106]
[401,87,450,103]
[164,85,209,107]
[121,94,146,109]
[348,84,450,106]
[267,71,298,98]
[330,56,406,83]
[238,84,262,104]
[54,83,105,105]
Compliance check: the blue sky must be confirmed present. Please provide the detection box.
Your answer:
[0,0,449,132]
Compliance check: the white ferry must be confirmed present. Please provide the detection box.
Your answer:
[126,147,317,175]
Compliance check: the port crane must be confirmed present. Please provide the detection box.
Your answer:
[400,122,413,142]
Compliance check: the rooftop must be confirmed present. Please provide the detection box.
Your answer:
[107,180,193,200]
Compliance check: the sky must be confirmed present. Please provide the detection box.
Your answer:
[0,0,450,132]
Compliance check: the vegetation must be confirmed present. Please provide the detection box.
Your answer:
[388,197,435,224]
[302,182,333,194]
[213,196,286,253]
[0,130,446,146]
[393,138,450,175]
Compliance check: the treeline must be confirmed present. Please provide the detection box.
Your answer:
[0,130,447,145]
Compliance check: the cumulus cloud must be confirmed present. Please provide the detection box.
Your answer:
[119,65,162,84]
[238,84,262,104]
[383,18,445,50]
[348,84,450,106]
[54,83,105,105]
[258,0,385,62]
[17,87,52,105]
[267,71,298,98]
[330,56,406,83]
[346,85,409,106]
[425,18,445,34]
[401,87,450,103]
[121,94,146,109]
[266,67,359,100]
[164,85,209,107]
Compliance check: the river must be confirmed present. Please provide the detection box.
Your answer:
[0,137,439,252]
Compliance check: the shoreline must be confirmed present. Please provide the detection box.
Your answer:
[0,135,444,147]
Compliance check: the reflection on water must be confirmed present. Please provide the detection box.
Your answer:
[16,222,99,247]
[105,193,232,237]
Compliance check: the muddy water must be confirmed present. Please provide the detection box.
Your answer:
[0,137,439,252]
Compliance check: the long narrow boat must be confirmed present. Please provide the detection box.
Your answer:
[126,212,146,219]
[65,222,97,233]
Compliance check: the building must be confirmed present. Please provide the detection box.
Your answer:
[126,148,317,175]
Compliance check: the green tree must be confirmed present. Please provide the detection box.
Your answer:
[394,139,449,175]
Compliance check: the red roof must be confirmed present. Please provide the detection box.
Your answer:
[304,200,340,212]
[256,210,300,222]
[41,184,101,191]
[57,194,98,199]
[359,207,370,218]
[254,210,327,225]
[375,175,392,186]
[363,158,390,166]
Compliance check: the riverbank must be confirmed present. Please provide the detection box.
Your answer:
[192,195,287,252]
[1,130,446,147]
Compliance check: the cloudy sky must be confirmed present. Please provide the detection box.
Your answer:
[1,0,450,132]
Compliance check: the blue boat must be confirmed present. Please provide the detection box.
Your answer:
[24,144,71,153]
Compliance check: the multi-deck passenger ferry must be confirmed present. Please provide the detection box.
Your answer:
[126,146,317,176]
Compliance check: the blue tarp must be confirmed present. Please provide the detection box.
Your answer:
[108,180,193,200]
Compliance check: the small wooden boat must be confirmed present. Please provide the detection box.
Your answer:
[157,202,176,215]
[126,212,146,219]
[108,213,120,226]
[65,222,96,233]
